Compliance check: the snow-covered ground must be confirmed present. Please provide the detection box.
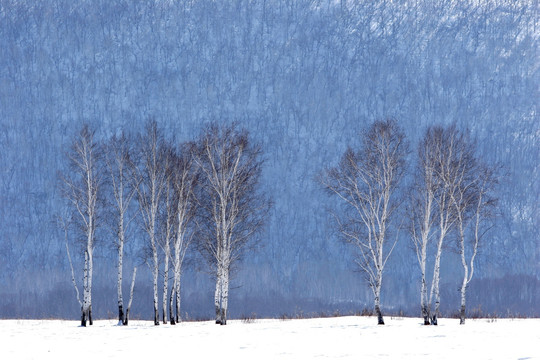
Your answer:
[1,316,538,359]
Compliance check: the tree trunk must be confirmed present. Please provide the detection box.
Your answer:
[214,267,222,325]
[374,281,384,325]
[152,243,159,325]
[460,264,468,325]
[459,222,468,325]
[82,250,90,327]
[375,304,384,325]
[420,272,430,325]
[153,303,159,326]
[430,232,444,326]
[432,293,440,326]
[220,270,229,326]
[124,267,137,326]
[162,254,169,324]
[152,267,159,325]
[175,276,181,323]
[419,237,430,325]
[88,305,93,326]
[169,287,176,325]
[87,248,93,326]
[117,227,124,325]
[118,305,124,326]
[81,309,87,327]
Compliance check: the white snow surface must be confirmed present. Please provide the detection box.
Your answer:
[1,316,539,359]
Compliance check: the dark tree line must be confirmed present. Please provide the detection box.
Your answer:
[1,0,535,320]
[59,121,270,326]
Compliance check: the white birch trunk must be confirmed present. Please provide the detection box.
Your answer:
[87,246,93,326]
[420,258,429,325]
[458,217,470,325]
[173,250,181,323]
[82,250,89,326]
[374,274,384,325]
[220,265,229,326]
[460,250,468,325]
[172,220,188,324]
[117,224,124,325]
[214,264,223,324]
[124,267,137,325]
[419,191,433,325]
[169,283,175,325]
[172,231,183,324]
[152,242,159,325]
[150,185,160,326]
[429,229,445,326]
[175,275,181,323]
[162,249,169,324]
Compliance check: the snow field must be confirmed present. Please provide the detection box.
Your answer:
[1,316,538,360]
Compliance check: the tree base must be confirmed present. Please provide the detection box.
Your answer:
[460,305,466,325]
[118,305,124,326]
[375,305,384,325]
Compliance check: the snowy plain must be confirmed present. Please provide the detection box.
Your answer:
[1,316,539,360]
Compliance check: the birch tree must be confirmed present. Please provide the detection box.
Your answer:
[104,132,138,325]
[409,127,438,325]
[195,123,270,326]
[448,140,498,325]
[159,151,175,325]
[59,124,102,327]
[319,119,407,325]
[169,143,198,324]
[428,125,461,325]
[133,120,170,325]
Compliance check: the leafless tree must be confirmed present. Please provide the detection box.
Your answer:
[409,127,438,325]
[447,136,498,325]
[427,125,462,325]
[104,132,138,325]
[158,150,175,325]
[319,119,407,325]
[132,120,170,325]
[169,143,198,324]
[59,124,102,326]
[194,123,271,326]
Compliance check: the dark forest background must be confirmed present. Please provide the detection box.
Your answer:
[0,0,537,319]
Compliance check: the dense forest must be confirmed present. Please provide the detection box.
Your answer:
[0,0,537,319]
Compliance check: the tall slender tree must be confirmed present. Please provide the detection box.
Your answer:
[169,143,198,324]
[195,123,270,325]
[428,125,461,325]
[159,149,175,325]
[319,119,407,325]
[447,136,498,325]
[409,127,438,325]
[104,132,138,325]
[59,124,102,326]
[132,120,170,325]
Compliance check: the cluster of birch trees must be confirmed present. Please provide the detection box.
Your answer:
[320,120,497,325]
[59,121,270,327]
[409,125,498,325]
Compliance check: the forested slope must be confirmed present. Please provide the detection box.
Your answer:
[0,0,537,318]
